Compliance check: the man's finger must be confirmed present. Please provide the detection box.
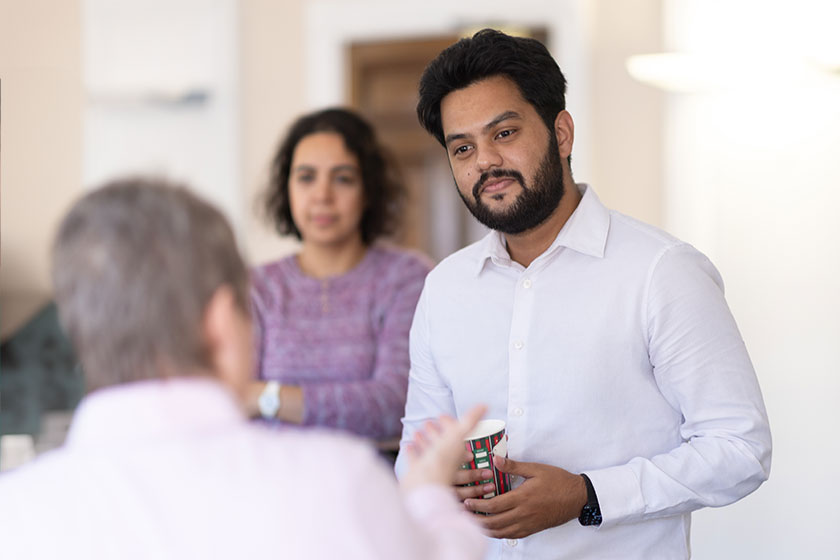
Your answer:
[453,468,493,486]
[465,489,517,515]
[478,508,522,533]
[455,482,496,501]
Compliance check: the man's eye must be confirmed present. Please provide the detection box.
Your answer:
[497,129,516,139]
[453,145,471,156]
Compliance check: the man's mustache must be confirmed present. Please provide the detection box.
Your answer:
[473,169,526,199]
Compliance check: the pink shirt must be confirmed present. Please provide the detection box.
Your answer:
[0,378,484,560]
[251,245,431,438]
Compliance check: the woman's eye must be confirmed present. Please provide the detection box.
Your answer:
[296,174,315,184]
[335,174,357,185]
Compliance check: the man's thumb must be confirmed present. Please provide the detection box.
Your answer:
[494,455,534,477]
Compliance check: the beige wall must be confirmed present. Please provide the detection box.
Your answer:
[588,0,665,227]
[238,0,305,266]
[0,0,305,341]
[0,0,664,339]
[0,0,83,339]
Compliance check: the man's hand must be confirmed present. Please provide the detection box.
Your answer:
[400,405,487,493]
[454,466,498,501]
[464,456,588,539]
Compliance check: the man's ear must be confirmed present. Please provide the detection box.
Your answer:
[202,285,248,391]
[553,110,575,158]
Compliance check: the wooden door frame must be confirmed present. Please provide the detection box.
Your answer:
[302,0,593,182]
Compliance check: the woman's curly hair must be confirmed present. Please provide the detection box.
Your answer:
[265,108,406,245]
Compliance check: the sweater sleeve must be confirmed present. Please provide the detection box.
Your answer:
[299,253,431,439]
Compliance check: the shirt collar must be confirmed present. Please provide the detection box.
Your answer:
[65,377,246,449]
[473,183,611,276]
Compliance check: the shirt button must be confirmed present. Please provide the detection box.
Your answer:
[514,340,524,350]
[523,278,532,289]
[507,539,518,547]
[512,407,524,417]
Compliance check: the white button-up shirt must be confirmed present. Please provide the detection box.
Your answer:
[0,378,485,560]
[396,185,771,559]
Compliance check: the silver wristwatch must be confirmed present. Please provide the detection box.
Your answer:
[258,381,282,419]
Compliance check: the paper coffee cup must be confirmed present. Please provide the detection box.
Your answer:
[462,419,511,498]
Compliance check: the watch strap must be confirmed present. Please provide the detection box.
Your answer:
[578,473,602,526]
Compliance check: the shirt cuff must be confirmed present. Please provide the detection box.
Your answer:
[584,464,646,529]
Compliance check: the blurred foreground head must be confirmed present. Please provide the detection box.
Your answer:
[52,177,252,392]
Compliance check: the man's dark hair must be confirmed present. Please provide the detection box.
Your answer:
[417,28,568,146]
[266,107,405,245]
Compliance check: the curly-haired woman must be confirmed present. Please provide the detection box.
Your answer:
[247,108,431,440]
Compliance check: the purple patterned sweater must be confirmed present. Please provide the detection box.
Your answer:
[251,245,431,439]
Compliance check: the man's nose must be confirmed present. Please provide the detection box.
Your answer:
[476,143,503,172]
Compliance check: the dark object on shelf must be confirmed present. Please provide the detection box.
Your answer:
[0,303,84,437]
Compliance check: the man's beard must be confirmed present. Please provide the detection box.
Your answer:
[457,134,566,235]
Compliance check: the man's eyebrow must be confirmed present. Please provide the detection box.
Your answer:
[444,111,522,146]
[483,111,521,132]
[444,132,467,146]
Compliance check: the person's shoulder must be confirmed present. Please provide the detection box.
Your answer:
[369,243,434,282]
[250,254,297,306]
[607,210,708,261]
[252,254,295,283]
[607,210,718,281]
[247,424,383,474]
[371,243,433,269]
[0,446,73,503]
[609,210,682,248]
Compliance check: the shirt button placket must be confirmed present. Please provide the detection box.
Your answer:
[508,271,535,471]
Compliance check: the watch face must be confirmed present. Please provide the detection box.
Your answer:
[258,385,280,418]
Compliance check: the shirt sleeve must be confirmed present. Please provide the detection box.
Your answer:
[344,442,486,560]
[586,243,772,528]
[300,255,431,439]
[394,283,458,478]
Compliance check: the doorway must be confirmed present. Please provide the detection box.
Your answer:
[348,35,482,261]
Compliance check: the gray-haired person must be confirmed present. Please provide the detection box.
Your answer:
[0,177,486,560]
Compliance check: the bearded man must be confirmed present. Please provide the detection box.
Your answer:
[395,29,772,560]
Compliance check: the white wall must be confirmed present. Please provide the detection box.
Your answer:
[660,1,840,557]
[83,0,241,231]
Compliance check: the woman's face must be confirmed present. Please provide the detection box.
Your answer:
[288,132,366,249]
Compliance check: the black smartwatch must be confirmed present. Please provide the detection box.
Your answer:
[578,473,602,526]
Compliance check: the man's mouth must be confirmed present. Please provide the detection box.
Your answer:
[473,170,526,199]
[479,177,517,196]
